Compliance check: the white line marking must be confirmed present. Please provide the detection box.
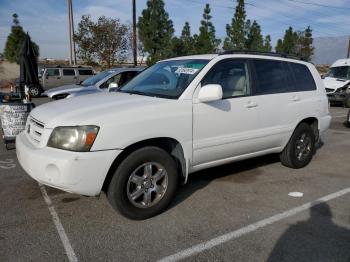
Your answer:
[328,129,350,134]
[332,115,347,118]
[0,159,16,169]
[39,184,78,262]
[158,187,350,262]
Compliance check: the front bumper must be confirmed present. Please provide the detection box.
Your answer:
[16,132,121,196]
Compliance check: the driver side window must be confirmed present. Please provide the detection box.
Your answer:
[201,59,251,99]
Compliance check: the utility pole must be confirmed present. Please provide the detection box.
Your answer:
[67,0,76,65]
[132,0,137,66]
[347,37,350,59]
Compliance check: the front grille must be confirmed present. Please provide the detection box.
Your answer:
[28,116,45,144]
[325,88,334,93]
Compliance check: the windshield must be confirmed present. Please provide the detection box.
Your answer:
[81,70,114,86]
[325,66,350,80]
[119,59,209,98]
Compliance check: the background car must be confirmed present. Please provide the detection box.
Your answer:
[323,58,350,106]
[44,67,144,100]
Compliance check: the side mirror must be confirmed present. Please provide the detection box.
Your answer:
[198,84,223,103]
[108,82,118,92]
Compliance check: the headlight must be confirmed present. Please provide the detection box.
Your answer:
[47,126,99,152]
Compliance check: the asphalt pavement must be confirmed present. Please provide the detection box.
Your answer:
[0,98,349,262]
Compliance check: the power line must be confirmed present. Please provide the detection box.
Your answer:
[287,0,350,10]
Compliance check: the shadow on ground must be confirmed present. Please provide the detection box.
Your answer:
[266,203,350,262]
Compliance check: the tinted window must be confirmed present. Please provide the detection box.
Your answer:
[78,69,94,75]
[202,59,251,98]
[325,66,350,80]
[253,59,289,95]
[46,69,60,76]
[63,69,75,76]
[289,63,316,91]
[119,71,139,86]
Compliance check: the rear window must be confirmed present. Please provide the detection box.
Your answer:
[63,69,75,76]
[252,59,289,95]
[289,63,316,91]
[78,69,94,75]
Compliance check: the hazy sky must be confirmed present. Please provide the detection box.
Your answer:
[0,0,349,59]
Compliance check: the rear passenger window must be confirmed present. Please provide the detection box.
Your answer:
[78,69,93,75]
[289,63,316,91]
[63,69,75,76]
[253,60,289,95]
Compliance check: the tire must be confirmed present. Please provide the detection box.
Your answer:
[280,123,315,169]
[344,94,350,108]
[107,147,179,220]
[29,86,41,98]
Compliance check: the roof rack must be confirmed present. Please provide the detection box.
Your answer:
[219,50,306,61]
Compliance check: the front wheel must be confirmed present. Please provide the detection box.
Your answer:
[280,123,315,169]
[107,147,178,220]
[29,85,41,98]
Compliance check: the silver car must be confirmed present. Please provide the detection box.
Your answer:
[44,67,144,100]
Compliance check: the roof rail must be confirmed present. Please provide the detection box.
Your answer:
[219,50,306,61]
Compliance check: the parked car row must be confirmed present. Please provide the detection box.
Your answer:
[44,67,144,100]
[17,51,331,219]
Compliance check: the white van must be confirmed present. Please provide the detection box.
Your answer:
[323,58,350,105]
[17,52,331,219]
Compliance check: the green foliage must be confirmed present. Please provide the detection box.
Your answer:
[138,0,174,65]
[263,35,272,52]
[194,4,220,54]
[75,15,130,67]
[297,26,314,61]
[4,14,39,63]
[224,0,246,50]
[275,26,314,60]
[171,22,195,57]
[245,20,264,51]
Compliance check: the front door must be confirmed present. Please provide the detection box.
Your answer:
[193,59,261,166]
[43,68,61,89]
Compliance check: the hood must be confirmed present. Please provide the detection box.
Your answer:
[30,92,172,128]
[44,84,90,97]
[323,77,350,90]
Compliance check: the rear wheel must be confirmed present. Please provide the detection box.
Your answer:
[107,147,178,220]
[280,123,315,169]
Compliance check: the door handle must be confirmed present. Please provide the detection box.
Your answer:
[245,101,258,108]
[292,95,301,102]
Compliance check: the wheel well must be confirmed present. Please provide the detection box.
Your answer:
[299,117,319,141]
[102,137,186,192]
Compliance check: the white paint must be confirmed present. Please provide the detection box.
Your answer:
[157,187,350,262]
[39,184,78,262]
[0,159,16,169]
[288,192,304,197]
[331,115,347,119]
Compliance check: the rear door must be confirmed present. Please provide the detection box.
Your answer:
[250,59,308,149]
[62,68,77,85]
[42,68,61,89]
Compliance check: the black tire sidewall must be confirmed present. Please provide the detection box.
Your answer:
[288,123,315,168]
[107,147,178,220]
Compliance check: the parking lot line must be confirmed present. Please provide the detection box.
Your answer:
[157,187,350,262]
[39,183,78,262]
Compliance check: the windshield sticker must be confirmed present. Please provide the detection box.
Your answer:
[175,67,199,75]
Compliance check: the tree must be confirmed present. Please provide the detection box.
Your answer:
[75,15,130,67]
[263,35,272,52]
[297,26,314,61]
[138,0,174,65]
[275,39,284,53]
[245,20,264,51]
[4,14,39,63]
[224,0,246,50]
[194,4,220,54]
[180,22,194,55]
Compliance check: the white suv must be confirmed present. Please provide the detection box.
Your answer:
[17,52,331,219]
